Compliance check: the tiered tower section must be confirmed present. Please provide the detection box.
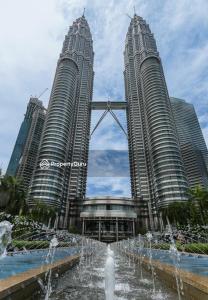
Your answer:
[63,15,94,227]
[28,15,94,227]
[124,15,188,227]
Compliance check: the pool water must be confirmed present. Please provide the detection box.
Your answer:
[0,247,79,279]
[136,248,208,277]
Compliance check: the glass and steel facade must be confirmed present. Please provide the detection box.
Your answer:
[171,97,208,188]
[124,15,188,227]
[28,15,94,228]
[6,97,46,191]
[26,13,196,232]
[81,197,136,242]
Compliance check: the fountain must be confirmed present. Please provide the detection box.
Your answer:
[77,236,85,282]
[0,219,207,300]
[44,236,59,300]
[146,232,156,295]
[105,245,115,300]
[138,234,144,280]
[166,218,183,300]
[0,220,12,258]
[35,236,60,300]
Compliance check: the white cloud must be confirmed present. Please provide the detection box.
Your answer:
[86,177,131,197]
[202,127,208,148]
[0,0,207,194]
[90,110,128,150]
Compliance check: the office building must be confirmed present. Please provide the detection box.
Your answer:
[171,97,208,188]
[7,97,46,191]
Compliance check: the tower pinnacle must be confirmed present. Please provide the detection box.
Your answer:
[82,7,85,17]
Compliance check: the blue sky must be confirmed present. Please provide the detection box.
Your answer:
[0,0,207,197]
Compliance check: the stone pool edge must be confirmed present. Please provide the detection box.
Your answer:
[0,254,80,300]
[127,252,208,300]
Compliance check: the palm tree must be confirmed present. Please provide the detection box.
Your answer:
[189,186,208,225]
[0,175,28,215]
[160,186,208,227]
[29,200,57,225]
[0,176,11,208]
[160,201,192,226]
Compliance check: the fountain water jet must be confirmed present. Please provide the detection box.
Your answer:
[166,217,183,300]
[105,245,115,300]
[138,234,144,280]
[146,232,156,295]
[0,221,12,258]
[44,236,59,300]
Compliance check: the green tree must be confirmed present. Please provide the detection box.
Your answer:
[29,200,57,226]
[161,202,190,226]
[0,175,28,215]
[160,186,208,227]
[68,225,80,234]
[189,186,208,225]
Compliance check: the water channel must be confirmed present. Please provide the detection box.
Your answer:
[47,246,177,300]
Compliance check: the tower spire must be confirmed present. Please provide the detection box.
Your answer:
[82,7,85,17]
[125,13,131,19]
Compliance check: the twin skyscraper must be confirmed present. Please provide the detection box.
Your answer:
[7,13,208,231]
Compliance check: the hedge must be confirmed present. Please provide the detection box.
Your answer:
[151,243,208,255]
[11,240,72,250]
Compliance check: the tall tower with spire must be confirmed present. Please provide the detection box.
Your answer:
[28,15,94,228]
[124,14,188,228]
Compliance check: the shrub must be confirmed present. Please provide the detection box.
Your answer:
[68,225,80,234]
[12,240,49,250]
[11,240,71,250]
[151,242,208,255]
[182,243,208,255]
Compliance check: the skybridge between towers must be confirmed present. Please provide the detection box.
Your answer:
[89,101,128,138]
[90,101,127,110]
